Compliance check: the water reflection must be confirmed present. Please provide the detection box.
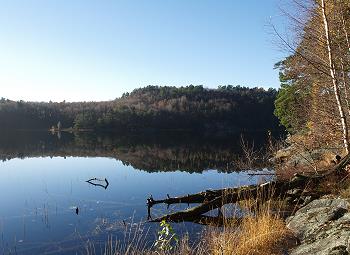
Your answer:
[0,130,276,254]
[0,130,274,172]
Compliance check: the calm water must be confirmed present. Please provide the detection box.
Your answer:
[0,131,274,254]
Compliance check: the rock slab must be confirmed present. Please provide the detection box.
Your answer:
[287,198,350,255]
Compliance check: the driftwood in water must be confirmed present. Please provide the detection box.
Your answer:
[147,185,268,208]
[247,172,275,176]
[148,179,302,223]
[147,154,350,224]
[86,177,109,189]
[146,173,306,208]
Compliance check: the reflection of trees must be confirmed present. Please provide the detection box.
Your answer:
[116,144,235,172]
[0,131,273,173]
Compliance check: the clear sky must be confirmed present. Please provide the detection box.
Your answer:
[0,0,288,102]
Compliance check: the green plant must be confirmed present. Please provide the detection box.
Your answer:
[154,219,179,252]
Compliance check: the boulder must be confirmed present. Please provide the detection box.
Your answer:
[287,198,350,255]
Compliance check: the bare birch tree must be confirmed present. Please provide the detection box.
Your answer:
[274,0,350,153]
[319,0,349,153]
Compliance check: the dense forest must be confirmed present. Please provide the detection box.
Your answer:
[0,85,280,132]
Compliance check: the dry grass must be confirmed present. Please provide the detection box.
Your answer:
[234,132,285,171]
[86,188,292,255]
[206,213,289,255]
[85,208,291,255]
[203,193,291,255]
[85,231,206,255]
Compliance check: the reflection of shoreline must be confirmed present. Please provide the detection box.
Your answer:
[0,131,276,173]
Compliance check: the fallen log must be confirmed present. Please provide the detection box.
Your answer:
[147,191,217,207]
[147,161,344,224]
[147,186,265,208]
[296,152,350,179]
[148,176,310,223]
[146,173,307,209]
[247,172,275,176]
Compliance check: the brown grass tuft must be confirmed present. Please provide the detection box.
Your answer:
[86,188,293,255]
[206,212,289,255]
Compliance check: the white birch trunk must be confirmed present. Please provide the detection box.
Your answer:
[321,0,349,153]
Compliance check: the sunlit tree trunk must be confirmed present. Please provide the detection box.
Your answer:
[320,0,349,153]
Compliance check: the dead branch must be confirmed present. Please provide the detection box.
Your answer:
[86,177,109,189]
[147,155,350,224]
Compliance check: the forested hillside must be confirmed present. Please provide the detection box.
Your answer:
[0,85,280,132]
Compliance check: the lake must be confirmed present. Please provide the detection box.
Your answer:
[0,130,275,254]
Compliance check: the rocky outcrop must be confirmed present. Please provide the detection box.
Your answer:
[273,146,341,168]
[287,197,350,255]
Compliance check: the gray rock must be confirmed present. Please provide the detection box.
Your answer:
[287,198,350,255]
[273,147,342,169]
[287,188,304,195]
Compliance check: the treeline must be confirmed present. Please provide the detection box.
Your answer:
[274,0,350,151]
[0,97,114,130]
[0,85,280,132]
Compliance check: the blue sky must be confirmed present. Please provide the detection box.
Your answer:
[0,0,289,102]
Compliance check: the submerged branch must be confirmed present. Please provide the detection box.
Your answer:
[147,155,350,224]
[86,177,109,189]
[148,179,305,223]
